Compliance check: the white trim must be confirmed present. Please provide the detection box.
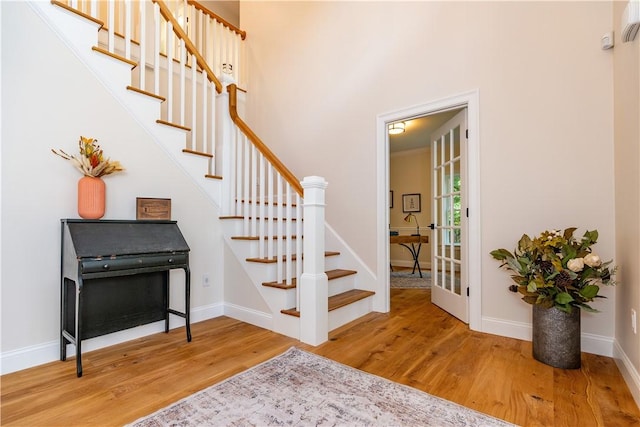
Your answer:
[482,315,615,357]
[377,89,481,329]
[0,303,224,375]
[614,340,640,408]
[223,302,273,331]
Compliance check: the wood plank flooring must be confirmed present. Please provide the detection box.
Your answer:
[2,288,639,426]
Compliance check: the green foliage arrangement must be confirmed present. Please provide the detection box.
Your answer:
[490,228,616,313]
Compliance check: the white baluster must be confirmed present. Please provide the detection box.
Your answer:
[124,0,131,59]
[267,164,274,259]
[258,155,266,259]
[190,53,197,150]
[250,145,258,236]
[295,193,303,308]
[139,0,146,90]
[166,21,174,123]
[276,175,283,284]
[214,21,222,76]
[179,39,185,127]
[201,69,208,155]
[108,0,115,53]
[209,79,216,164]
[285,183,292,285]
[232,34,239,83]
[242,137,250,230]
[153,3,160,96]
[234,129,242,216]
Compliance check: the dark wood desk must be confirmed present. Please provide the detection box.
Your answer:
[390,234,429,278]
[60,219,191,377]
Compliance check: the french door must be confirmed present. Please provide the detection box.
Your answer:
[430,109,468,323]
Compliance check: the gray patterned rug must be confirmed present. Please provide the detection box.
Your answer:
[390,270,431,288]
[127,347,515,427]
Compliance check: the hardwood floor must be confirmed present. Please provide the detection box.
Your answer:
[2,289,639,426]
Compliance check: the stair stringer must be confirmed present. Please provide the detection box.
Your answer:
[324,223,380,301]
[28,1,223,207]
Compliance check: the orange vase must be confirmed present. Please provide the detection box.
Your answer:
[77,176,106,219]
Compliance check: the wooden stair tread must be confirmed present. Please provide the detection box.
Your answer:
[156,119,191,132]
[280,289,375,317]
[219,216,298,221]
[248,251,340,264]
[182,148,213,159]
[205,174,223,180]
[126,85,165,101]
[237,199,298,207]
[231,235,298,240]
[91,46,137,68]
[263,268,355,289]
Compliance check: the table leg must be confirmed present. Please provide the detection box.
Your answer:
[412,243,423,278]
[76,279,83,378]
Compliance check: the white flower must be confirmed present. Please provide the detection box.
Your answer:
[567,258,585,272]
[584,253,602,268]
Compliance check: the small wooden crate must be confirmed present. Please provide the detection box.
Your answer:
[136,198,171,220]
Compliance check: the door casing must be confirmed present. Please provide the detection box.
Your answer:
[376,90,481,331]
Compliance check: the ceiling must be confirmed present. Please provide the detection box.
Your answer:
[389,108,463,153]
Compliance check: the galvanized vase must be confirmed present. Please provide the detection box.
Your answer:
[532,304,581,369]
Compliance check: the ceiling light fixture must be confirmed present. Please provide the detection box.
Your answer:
[388,122,405,135]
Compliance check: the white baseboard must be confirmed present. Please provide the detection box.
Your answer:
[0,303,224,375]
[481,316,614,357]
[223,302,273,331]
[613,340,640,409]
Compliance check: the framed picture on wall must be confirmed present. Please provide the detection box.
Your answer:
[389,191,394,208]
[402,193,421,213]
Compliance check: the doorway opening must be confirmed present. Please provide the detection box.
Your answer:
[376,90,480,331]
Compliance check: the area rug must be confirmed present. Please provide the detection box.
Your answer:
[127,347,515,427]
[390,270,431,288]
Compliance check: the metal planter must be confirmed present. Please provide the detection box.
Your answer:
[532,304,581,369]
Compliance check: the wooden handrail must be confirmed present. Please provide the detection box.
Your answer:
[227,84,304,196]
[188,1,246,40]
[153,0,223,94]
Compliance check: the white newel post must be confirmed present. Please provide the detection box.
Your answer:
[299,176,329,346]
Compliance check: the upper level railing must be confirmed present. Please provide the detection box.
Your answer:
[61,0,244,85]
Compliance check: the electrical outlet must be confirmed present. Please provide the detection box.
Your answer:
[632,309,637,335]
[203,273,210,287]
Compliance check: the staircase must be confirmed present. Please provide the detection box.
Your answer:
[30,0,376,345]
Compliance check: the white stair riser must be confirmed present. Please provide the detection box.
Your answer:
[328,275,356,297]
[329,295,374,332]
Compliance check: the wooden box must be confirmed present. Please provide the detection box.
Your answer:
[136,198,171,220]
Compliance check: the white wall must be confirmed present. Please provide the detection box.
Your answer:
[0,2,224,373]
[200,0,239,28]
[613,0,640,405]
[240,1,617,338]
